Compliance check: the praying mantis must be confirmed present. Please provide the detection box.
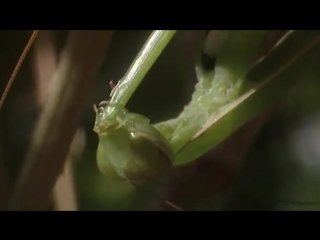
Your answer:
[93,30,267,182]
[92,30,320,210]
[2,30,320,210]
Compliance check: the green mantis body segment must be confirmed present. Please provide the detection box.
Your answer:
[94,30,268,182]
[94,101,174,181]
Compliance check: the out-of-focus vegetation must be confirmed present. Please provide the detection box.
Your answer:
[1,30,320,210]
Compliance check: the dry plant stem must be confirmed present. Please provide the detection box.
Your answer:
[9,30,114,211]
[33,30,57,105]
[0,30,39,112]
[53,128,85,210]
[32,30,81,211]
[53,159,78,210]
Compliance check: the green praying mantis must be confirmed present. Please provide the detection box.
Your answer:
[94,30,310,176]
[2,30,320,210]
[93,30,269,183]
[92,30,320,210]
[92,30,290,181]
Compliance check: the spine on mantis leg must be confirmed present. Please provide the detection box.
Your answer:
[154,30,267,154]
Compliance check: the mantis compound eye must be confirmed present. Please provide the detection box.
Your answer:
[98,101,109,107]
[93,101,110,115]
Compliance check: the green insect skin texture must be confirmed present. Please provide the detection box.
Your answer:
[94,107,174,181]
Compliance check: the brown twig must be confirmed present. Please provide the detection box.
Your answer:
[52,159,78,210]
[32,30,57,105]
[8,30,114,211]
[32,30,83,211]
[0,30,39,112]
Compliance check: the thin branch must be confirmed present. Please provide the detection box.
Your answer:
[52,158,78,210]
[0,30,39,112]
[32,30,83,211]
[32,30,57,105]
[52,127,85,211]
[9,30,114,211]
